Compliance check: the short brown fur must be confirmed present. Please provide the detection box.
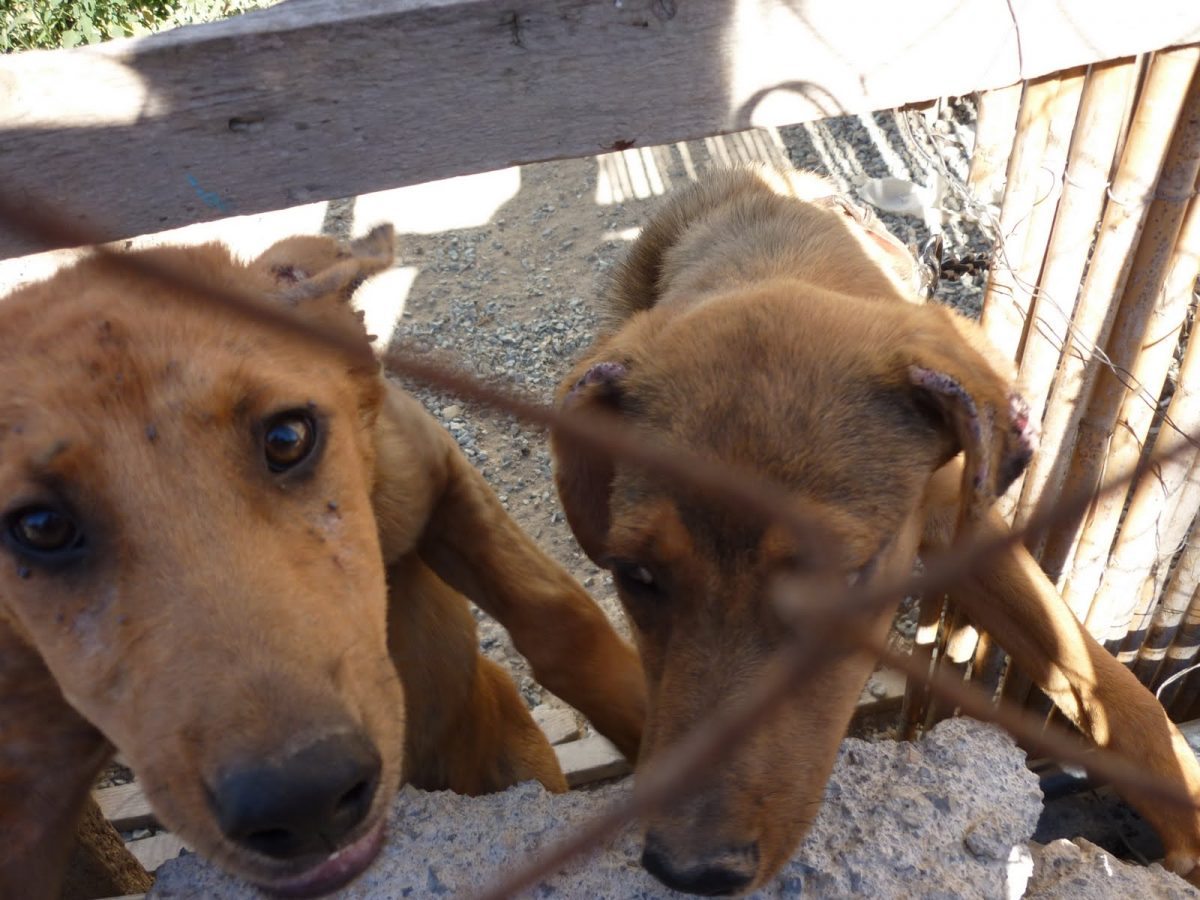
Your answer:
[552,167,1200,894]
[0,228,645,898]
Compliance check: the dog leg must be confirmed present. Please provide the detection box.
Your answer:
[415,428,646,762]
[923,461,1200,880]
[387,554,566,794]
[0,622,114,900]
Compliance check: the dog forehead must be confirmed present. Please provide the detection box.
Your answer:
[609,303,945,549]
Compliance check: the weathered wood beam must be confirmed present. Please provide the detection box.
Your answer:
[2,0,1199,258]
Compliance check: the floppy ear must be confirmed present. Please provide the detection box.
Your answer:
[252,224,395,311]
[250,226,395,414]
[905,310,1038,530]
[551,360,629,564]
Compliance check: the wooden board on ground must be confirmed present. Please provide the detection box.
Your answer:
[95,782,155,832]
[532,704,582,746]
[554,735,631,788]
[2,0,1199,257]
[127,834,189,874]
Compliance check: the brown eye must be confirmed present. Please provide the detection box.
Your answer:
[7,507,84,557]
[264,413,317,473]
[612,561,660,595]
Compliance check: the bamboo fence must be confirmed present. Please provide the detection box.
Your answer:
[919,44,1200,724]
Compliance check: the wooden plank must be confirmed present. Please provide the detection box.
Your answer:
[532,704,581,746]
[855,667,907,717]
[95,782,155,831]
[554,734,631,788]
[2,0,1199,258]
[126,833,189,873]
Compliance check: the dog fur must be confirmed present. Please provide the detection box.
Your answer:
[0,227,645,899]
[551,166,1200,895]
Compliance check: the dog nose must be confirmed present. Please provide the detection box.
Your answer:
[641,835,759,896]
[211,732,381,860]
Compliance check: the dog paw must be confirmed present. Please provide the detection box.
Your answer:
[1164,850,1200,885]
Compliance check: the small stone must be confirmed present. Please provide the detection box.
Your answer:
[441,405,462,419]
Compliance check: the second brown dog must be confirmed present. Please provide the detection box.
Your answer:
[552,166,1200,895]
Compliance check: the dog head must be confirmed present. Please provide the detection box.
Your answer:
[552,282,1034,894]
[0,227,404,895]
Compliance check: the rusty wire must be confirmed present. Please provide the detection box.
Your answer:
[3,185,1200,896]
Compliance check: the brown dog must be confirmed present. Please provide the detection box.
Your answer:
[551,166,1200,895]
[0,227,645,899]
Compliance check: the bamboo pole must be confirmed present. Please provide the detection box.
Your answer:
[1010,59,1142,530]
[950,73,1087,694]
[1109,56,1152,183]
[1133,531,1200,686]
[989,68,1088,524]
[1057,71,1200,643]
[1017,45,1200,582]
[1167,639,1200,715]
[900,592,943,739]
[979,74,1068,364]
[966,83,1023,209]
[975,59,1142,701]
[1125,396,1200,674]
[1099,175,1200,657]
[1158,571,1200,710]
[924,608,978,725]
[1136,451,1200,695]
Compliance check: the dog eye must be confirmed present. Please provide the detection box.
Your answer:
[612,561,660,594]
[6,506,85,558]
[263,412,317,473]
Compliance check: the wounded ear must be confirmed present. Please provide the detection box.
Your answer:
[253,224,395,304]
[909,360,1038,529]
[551,360,629,564]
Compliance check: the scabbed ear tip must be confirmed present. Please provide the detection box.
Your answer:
[1009,391,1039,451]
[350,224,396,262]
[567,361,629,400]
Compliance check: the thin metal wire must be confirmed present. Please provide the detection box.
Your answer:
[904,107,1200,460]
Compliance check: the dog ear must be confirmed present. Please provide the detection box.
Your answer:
[252,225,395,308]
[551,361,629,564]
[904,312,1038,530]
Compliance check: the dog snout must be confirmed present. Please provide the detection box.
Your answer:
[641,833,759,896]
[210,731,381,861]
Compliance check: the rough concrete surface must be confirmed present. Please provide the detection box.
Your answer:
[1026,838,1198,899]
[153,718,1047,899]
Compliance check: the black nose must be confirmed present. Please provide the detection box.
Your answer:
[641,837,758,896]
[210,732,381,861]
